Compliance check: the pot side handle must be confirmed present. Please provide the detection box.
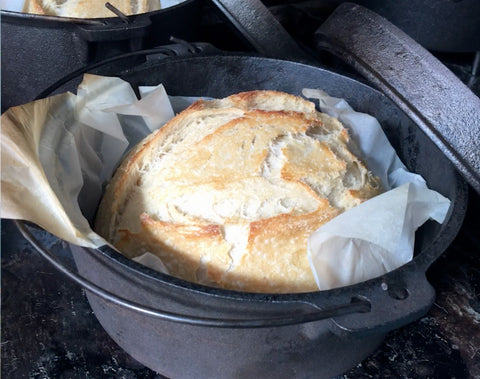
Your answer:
[315,2,480,194]
[325,266,436,337]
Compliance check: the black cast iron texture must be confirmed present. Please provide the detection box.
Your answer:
[209,0,315,64]
[71,56,467,377]
[4,53,467,378]
[315,3,480,194]
[3,195,479,378]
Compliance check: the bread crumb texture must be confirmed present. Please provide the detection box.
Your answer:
[94,90,382,293]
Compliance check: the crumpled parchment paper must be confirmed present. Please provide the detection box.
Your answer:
[302,89,450,289]
[1,74,450,291]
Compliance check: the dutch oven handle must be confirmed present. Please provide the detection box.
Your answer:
[325,266,437,337]
[315,2,480,194]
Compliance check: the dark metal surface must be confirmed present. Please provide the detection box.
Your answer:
[70,242,385,378]
[33,42,223,101]
[210,0,314,63]
[15,220,371,328]
[315,3,480,194]
[3,198,479,378]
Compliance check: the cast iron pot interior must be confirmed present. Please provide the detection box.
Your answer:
[30,54,466,378]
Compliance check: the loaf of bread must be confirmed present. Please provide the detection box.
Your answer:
[23,0,160,18]
[94,90,382,293]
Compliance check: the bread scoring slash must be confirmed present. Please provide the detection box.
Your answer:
[94,90,382,293]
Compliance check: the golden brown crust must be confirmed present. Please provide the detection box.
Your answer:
[115,213,231,284]
[95,90,382,293]
[23,0,47,14]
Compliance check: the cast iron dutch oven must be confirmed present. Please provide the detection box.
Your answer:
[0,0,203,111]
[15,3,480,378]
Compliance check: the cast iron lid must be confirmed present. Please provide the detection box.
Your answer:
[315,3,480,194]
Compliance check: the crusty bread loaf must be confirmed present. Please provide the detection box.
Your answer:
[23,0,160,18]
[94,90,382,293]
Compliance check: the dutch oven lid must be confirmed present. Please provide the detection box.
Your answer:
[213,0,480,193]
[315,3,480,194]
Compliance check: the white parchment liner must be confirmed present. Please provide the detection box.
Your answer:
[0,74,450,291]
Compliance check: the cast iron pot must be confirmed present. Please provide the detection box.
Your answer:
[0,0,203,111]
[18,53,467,377]
[17,53,468,379]
[15,3,480,378]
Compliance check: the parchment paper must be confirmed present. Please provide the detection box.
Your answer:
[303,89,450,289]
[0,74,450,291]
